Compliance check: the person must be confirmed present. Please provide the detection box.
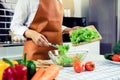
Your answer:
[10,0,78,60]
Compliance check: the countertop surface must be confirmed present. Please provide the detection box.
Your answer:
[56,55,120,80]
[0,42,24,47]
[0,42,70,47]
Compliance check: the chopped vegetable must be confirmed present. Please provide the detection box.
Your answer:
[57,44,70,55]
[55,44,85,66]
[69,27,100,44]
[56,53,84,66]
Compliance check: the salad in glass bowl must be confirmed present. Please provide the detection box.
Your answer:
[48,44,88,67]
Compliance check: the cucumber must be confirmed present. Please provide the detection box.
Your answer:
[104,54,113,60]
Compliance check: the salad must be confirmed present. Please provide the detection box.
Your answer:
[69,27,100,45]
[52,44,86,67]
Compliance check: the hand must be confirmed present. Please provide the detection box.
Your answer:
[24,29,49,47]
[31,32,49,47]
[63,26,80,34]
[71,26,80,30]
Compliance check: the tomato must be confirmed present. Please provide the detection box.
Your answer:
[73,60,84,73]
[71,55,78,59]
[85,61,95,71]
[112,54,120,62]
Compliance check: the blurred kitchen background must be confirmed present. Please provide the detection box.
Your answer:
[0,0,120,59]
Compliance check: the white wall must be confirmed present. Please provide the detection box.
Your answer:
[74,0,89,18]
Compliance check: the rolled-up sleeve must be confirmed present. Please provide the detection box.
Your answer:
[10,0,29,36]
[62,25,68,31]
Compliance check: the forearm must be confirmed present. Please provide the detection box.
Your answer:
[24,29,49,46]
[62,28,72,34]
[24,29,36,39]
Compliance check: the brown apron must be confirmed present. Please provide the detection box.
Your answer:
[23,0,64,60]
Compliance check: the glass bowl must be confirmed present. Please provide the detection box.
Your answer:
[48,50,88,67]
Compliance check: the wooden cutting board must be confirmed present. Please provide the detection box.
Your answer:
[33,60,63,70]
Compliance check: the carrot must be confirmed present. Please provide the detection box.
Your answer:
[31,68,45,80]
[38,64,60,80]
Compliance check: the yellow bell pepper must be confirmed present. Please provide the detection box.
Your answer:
[0,59,18,80]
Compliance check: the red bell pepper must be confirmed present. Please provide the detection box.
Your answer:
[2,58,27,80]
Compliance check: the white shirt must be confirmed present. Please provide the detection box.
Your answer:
[10,0,66,36]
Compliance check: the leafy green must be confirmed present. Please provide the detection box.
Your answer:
[112,41,120,54]
[56,53,84,66]
[69,28,100,44]
[56,44,85,66]
[57,44,70,55]
[57,55,74,66]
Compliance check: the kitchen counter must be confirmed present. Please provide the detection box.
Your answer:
[0,42,24,47]
[0,45,23,60]
[0,41,100,60]
[56,55,120,80]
